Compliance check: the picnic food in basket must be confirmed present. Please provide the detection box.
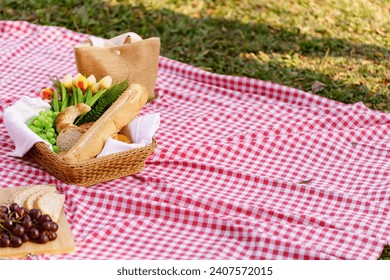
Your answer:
[29,73,118,153]
[29,73,149,162]
[2,73,157,186]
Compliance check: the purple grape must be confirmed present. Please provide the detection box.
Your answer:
[13,224,25,237]
[22,233,30,242]
[37,214,51,225]
[2,218,13,229]
[0,205,8,213]
[22,219,33,229]
[29,208,41,220]
[11,236,23,247]
[49,222,59,232]
[42,221,51,231]
[9,203,19,212]
[23,214,32,222]
[28,227,40,239]
[36,234,49,244]
[0,236,11,247]
[47,231,57,241]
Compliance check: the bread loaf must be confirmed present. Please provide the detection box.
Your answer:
[113,133,132,144]
[56,103,91,133]
[61,83,148,163]
[56,122,94,152]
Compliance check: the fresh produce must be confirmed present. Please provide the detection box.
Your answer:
[26,109,59,153]
[75,79,129,125]
[38,73,129,125]
[28,74,126,153]
[0,202,59,248]
[48,73,114,113]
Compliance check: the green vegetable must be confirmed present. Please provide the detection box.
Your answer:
[69,93,76,106]
[52,89,60,112]
[77,87,83,104]
[60,83,67,100]
[60,84,69,111]
[86,89,106,107]
[84,87,93,105]
[72,85,78,104]
[75,79,128,125]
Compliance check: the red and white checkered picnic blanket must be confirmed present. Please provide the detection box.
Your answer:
[0,21,389,259]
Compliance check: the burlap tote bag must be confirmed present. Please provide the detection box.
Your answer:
[74,32,160,99]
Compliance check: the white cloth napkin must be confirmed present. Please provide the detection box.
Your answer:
[97,113,160,157]
[4,97,160,158]
[3,97,52,157]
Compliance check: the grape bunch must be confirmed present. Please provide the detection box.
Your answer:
[26,109,59,153]
[0,203,59,248]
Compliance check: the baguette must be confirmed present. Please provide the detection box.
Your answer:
[61,83,148,163]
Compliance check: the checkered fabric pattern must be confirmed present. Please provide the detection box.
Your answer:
[0,21,389,259]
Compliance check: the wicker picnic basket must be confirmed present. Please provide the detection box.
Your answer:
[26,139,157,187]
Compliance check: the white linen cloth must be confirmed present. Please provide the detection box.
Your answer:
[97,113,160,157]
[3,97,52,156]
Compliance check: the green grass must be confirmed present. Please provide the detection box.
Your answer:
[2,0,388,110]
[0,0,389,259]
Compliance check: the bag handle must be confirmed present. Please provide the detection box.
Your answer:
[77,32,143,48]
[109,32,142,45]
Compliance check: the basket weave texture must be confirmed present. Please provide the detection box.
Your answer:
[26,139,157,187]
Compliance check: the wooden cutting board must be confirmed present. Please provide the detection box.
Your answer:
[0,185,76,259]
